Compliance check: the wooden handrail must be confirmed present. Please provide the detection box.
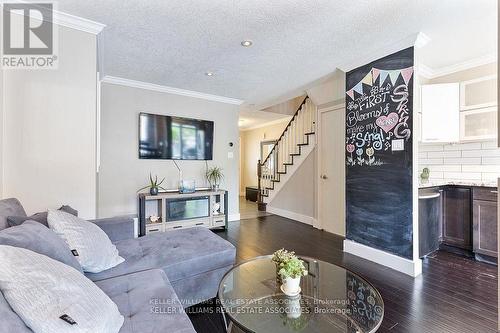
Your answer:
[260,96,308,166]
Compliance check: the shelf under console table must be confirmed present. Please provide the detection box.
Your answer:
[138,189,228,236]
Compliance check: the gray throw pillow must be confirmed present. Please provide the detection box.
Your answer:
[7,205,78,227]
[0,220,83,273]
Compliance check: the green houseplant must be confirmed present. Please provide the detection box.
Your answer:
[206,166,224,191]
[420,167,430,183]
[272,249,308,296]
[137,173,166,195]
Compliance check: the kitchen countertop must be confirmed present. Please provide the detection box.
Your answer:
[419,180,498,189]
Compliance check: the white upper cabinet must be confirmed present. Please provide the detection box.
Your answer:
[458,75,498,141]
[460,75,497,110]
[460,106,498,141]
[421,83,460,143]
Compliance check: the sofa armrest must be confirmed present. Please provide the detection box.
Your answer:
[91,215,136,242]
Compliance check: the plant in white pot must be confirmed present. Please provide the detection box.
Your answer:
[206,166,224,191]
[272,248,296,284]
[277,255,308,297]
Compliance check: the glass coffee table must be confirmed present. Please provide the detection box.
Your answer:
[218,256,383,333]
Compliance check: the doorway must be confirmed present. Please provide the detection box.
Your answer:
[317,104,346,236]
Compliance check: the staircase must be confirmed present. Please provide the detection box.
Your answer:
[257,96,317,209]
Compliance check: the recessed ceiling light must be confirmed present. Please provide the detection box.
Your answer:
[205,71,214,76]
[241,40,253,47]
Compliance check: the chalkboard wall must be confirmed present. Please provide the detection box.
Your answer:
[345,47,414,259]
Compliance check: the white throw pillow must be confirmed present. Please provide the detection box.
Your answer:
[47,210,124,273]
[0,245,124,333]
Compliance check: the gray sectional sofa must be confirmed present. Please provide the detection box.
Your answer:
[0,198,236,333]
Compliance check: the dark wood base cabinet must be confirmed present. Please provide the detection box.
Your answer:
[442,186,472,250]
[421,185,498,265]
[472,188,498,261]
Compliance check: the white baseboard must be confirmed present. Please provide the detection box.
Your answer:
[343,239,422,277]
[228,213,240,222]
[266,206,314,225]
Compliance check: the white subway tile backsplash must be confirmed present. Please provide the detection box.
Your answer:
[419,165,461,172]
[443,172,482,180]
[418,140,500,183]
[443,142,482,151]
[462,149,500,157]
[419,158,444,165]
[482,173,500,182]
[482,157,500,165]
[427,151,461,158]
[428,172,444,179]
[462,165,500,173]
[419,145,444,152]
[482,141,499,149]
[443,157,481,165]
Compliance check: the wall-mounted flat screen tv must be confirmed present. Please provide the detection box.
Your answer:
[139,113,214,160]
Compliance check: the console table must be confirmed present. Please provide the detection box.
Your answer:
[138,189,228,236]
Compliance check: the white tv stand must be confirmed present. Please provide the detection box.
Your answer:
[138,189,228,236]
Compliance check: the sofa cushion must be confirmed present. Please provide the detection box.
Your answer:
[0,245,124,333]
[0,198,27,231]
[86,227,236,283]
[48,210,124,273]
[0,290,32,333]
[7,205,78,228]
[95,269,195,333]
[0,220,83,273]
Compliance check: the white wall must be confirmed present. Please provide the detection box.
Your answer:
[98,83,240,219]
[2,26,98,218]
[268,149,317,220]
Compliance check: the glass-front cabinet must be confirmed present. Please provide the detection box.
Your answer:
[460,106,498,141]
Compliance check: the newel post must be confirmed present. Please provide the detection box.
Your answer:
[257,159,267,211]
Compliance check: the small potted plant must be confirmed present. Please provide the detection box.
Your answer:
[272,249,308,296]
[137,173,166,195]
[420,167,430,183]
[278,256,308,296]
[272,249,296,284]
[206,166,224,191]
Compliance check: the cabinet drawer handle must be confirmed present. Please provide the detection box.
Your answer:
[149,229,160,232]
[173,226,182,229]
[195,222,204,226]
[491,190,498,194]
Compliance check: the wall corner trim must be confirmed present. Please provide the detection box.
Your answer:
[101,76,245,105]
[344,239,422,277]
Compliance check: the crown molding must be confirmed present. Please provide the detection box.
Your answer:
[239,116,291,131]
[1,2,106,34]
[101,76,245,105]
[52,10,106,35]
[419,54,497,79]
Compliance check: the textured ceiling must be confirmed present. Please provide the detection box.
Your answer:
[57,0,497,106]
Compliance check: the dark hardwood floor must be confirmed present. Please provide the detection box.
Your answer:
[187,215,498,333]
